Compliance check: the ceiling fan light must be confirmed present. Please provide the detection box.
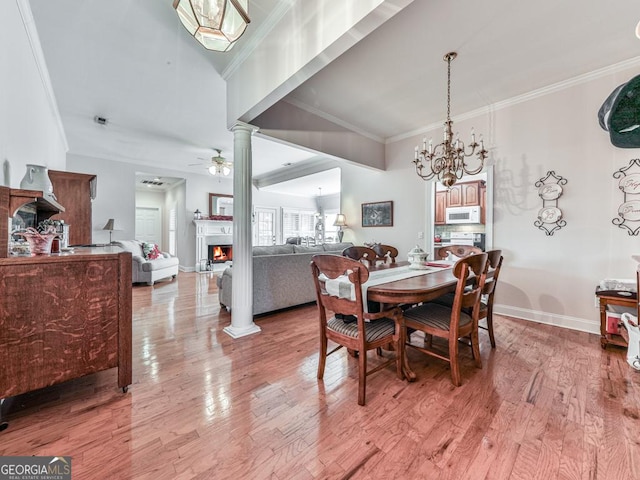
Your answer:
[222,165,231,176]
[208,165,218,175]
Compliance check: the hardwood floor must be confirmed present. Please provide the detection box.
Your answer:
[1,272,639,479]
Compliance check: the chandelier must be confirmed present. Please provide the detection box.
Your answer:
[413,52,487,188]
[173,0,250,52]
[208,150,232,176]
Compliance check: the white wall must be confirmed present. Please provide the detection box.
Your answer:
[0,0,66,189]
[342,64,640,334]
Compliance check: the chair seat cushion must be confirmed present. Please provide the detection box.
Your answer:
[327,317,395,341]
[403,303,472,331]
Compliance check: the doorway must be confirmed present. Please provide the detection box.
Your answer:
[253,206,278,245]
[135,207,162,244]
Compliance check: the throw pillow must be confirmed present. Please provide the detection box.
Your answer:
[142,242,161,260]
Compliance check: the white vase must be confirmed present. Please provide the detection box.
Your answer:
[20,164,54,196]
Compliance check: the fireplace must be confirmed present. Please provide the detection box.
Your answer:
[208,244,233,264]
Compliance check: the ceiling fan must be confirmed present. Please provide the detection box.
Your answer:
[190,149,233,176]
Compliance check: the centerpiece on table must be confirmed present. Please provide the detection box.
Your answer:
[17,219,64,255]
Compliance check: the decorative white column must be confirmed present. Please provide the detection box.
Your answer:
[223,122,261,338]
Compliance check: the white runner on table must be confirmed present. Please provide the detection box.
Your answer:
[324,262,454,311]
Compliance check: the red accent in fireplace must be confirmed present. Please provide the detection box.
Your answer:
[209,245,233,263]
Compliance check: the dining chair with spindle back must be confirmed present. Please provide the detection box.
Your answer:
[372,244,399,264]
[436,244,482,260]
[310,254,404,405]
[402,252,488,386]
[342,246,378,267]
[430,249,503,348]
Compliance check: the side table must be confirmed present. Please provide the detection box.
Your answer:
[595,289,637,349]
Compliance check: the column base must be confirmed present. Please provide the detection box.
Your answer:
[223,323,261,339]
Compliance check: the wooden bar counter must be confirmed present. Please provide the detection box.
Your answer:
[0,247,132,398]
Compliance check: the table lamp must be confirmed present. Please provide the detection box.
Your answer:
[334,214,347,242]
[102,218,120,244]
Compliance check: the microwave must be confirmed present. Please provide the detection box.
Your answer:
[445,206,481,224]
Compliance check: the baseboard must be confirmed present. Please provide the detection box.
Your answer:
[493,304,600,335]
[179,265,195,273]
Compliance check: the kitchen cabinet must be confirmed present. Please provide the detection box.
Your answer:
[434,180,484,224]
[448,184,462,207]
[435,191,447,225]
[462,182,480,206]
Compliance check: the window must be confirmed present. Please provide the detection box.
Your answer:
[282,208,316,242]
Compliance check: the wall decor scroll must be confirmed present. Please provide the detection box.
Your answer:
[613,158,640,236]
[534,171,567,236]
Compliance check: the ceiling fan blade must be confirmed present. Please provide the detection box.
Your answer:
[188,162,203,166]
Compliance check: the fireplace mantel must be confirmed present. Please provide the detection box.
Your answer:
[194,219,233,271]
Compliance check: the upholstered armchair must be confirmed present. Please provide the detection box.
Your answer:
[113,240,179,285]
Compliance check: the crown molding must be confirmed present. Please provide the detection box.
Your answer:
[16,0,69,152]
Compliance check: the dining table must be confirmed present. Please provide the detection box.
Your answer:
[367,260,460,306]
[326,259,462,382]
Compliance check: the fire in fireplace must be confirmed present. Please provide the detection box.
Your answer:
[208,244,233,263]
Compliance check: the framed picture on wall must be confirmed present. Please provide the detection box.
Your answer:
[361,201,393,227]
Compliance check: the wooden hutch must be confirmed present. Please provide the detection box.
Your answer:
[0,183,132,426]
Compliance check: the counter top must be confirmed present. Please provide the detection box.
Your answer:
[2,245,128,264]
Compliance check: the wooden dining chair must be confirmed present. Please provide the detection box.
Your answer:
[403,253,488,386]
[431,250,503,348]
[478,250,503,348]
[372,244,399,264]
[436,244,482,260]
[310,254,404,405]
[342,246,377,267]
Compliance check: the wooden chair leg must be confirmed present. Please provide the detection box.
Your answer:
[358,349,367,406]
[471,329,482,369]
[449,336,461,387]
[317,334,327,379]
[487,307,496,348]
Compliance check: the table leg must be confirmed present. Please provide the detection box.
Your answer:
[398,319,416,382]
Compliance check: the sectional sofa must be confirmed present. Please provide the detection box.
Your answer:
[216,242,353,315]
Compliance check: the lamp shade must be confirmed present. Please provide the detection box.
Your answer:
[102,219,117,231]
[333,214,347,227]
[173,0,250,52]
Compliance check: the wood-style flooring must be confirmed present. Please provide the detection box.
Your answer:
[1,272,639,479]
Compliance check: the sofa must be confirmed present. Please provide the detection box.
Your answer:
[113,240,179,285]
[217,242,353,315]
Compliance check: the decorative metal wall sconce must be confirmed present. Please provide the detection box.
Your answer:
[613,158,640,236]
[534,171,567,236]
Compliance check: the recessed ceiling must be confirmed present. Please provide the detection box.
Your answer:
[259,168,341,197]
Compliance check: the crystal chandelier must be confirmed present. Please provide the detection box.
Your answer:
[208,150,232,176]
[413,52,488,188]
[173,0,250,52]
